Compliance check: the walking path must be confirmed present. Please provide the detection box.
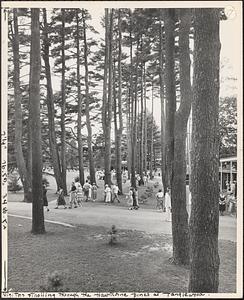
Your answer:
[8,201,237,242]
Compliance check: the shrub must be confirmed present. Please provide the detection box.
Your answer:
[40,271,68,292]
[8,172,22,192]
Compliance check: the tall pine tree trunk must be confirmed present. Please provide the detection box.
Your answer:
[126,83,131,178]
[76,10,85,186]
[164,9,176,189]
[171,9,192,265]
[143,63,147,173]
[102,9,113,185]
[30,8,45,234]
[42,8,63,191]
[82,9,96,185]
[60,9,67,194]
[149,80,154,179]
[188,8,220,292]
[159,18,166,192]
[131,37,139,188]
[12,8,32,203]
[102,8,110,184]
[114,9,123,193]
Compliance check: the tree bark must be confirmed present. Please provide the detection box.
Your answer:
[60,9,67,194]
[143,63,147,173]
[159,18,167,192]
[149,80,154,179]
[42,8,63,191]
[82,9,96,185]
[76,9,85,186]
[102,9,113,185]
[114,9,123,193]
[130,37,139,188]
[12,8,32,203]
[171,9,192,265]
[164,8,176,189]
[188,8,221,292]
[30,8,45,234]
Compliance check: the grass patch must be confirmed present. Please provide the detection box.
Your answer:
[8,216,236,293]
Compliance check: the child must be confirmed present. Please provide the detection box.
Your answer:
[156,189,164,211]
[91,183,97,202]
[55,188,67,209]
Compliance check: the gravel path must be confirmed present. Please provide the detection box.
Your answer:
[8,201,237,242]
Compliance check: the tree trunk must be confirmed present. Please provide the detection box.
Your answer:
[12,8,32,203]
[159,19,167,192]
[126,83,131,178]
[149,80,154,179]
[75,10,85,186]
[102,9,113,185]
[60,9,67,194]
[139,43,144,184]
[82,9,96,185]
[188,8,220,292]
[143,63,147,173]
[114,9,123,193]
[30,8,45,234]
[130,37,139,188]
[171,8,192,266]
[164,9,176,189]
[42,8,63,191]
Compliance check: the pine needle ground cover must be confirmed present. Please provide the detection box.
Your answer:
[8,217,236,293]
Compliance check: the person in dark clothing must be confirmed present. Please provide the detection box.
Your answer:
[42,183,49,212]
[219,191,226,216]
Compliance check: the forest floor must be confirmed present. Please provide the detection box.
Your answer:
[7,216,236,293]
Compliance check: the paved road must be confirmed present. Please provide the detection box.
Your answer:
[8,200,237,242]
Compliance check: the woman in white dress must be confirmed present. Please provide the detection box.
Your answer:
[104,184,112,203]
[165,188,172,222]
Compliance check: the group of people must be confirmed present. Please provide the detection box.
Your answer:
[54,180,98,209]
[155,187,172,221]
[104,183,120,203]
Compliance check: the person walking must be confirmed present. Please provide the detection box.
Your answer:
[104,184,112,203]
[83,180,91,202]
[127,187,134,210]
[165,188,172,221]
[69,182,77,209]
[134,187,139,209]
[54,188,67,209]
[91,183,97,202]
[42,183,49,212]
[112,184,120,203]
[156,189,164,211]
[76,182,83,207]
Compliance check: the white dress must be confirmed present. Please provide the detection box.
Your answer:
[165,192,172,221]
[105,187,111,203]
